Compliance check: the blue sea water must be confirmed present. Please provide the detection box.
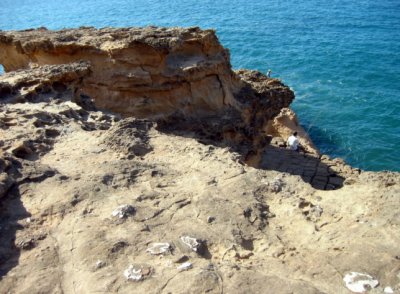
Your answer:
[1,0,399,171]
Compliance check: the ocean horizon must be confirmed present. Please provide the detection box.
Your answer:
[1,0,399,171]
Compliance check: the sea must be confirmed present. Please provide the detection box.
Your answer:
[1,0,399,171]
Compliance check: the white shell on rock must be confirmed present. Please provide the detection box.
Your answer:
[124,264,152,281]
[384,287,394,294]
[95,260,106,269]
[146,242,171,255]
[112,204,135,219]
[124,265,142,281]
[180,236,200,252]
[343,272,379,293]
[177,261,192,271]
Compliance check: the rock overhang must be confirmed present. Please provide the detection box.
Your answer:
[0,26,296,156]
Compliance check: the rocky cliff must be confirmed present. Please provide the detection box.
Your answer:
[0,27,293,118]
[0,27,303,161]
[0,27,399,294]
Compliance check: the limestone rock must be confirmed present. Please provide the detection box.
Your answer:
[177,261,193,271]
[0,26,399,294]
[102,118,154,156]
[111,204,135,219]
[343,272,379,293]
[0,27,294,157]
[146,243,171,255]
[180,236,206,255]
[124,264,153,281]
[266,107,320,155]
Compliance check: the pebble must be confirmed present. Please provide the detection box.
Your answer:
[180,236,202,253]
[343,272,379,293]
[384,287,394,294]
[95,260,106,269]
[146,243,171,255]
[112,204,135,218]
[124,265,142,281]
[124,265,152,281]
[177,262,192,271]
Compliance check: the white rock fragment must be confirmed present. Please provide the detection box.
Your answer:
[124,264,152,282]
[180,236,201,252]
[384,287,394,294]
[112,204,135,219]
[146,243,171,255]
[177,262,192,271]
[207,216,216,223]
[124,265,142,281]
[343,272,379,293]
[95,260,106,269]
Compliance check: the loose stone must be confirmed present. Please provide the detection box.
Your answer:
[112,204,135,218]
[124,265,152,281]
[343,272,379,293]
[177,262,192,271]
[146,242,171,255]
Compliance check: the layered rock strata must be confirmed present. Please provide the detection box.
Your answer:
[0,27,299,160]
[1,27,399,294]
[0,27,361,190]
[0,27,291,117]
[0,64,399,293]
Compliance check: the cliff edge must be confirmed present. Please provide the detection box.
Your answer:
[0,27,399,294]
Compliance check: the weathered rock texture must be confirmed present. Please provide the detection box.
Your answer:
[0,27,299,162]
[266,107,319,155]
[0,27,291,117]
[0,28,399,294]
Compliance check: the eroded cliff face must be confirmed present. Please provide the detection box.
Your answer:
[1,27,399,294]
[1,27,233,116]
[0,27,298,160]
[0,27,291,117]
[0,64,399,294]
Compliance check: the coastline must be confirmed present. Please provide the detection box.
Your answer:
[0,27,399,293]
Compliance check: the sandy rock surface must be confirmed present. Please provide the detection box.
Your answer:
[0,27,399,294]
[1,94,399,293]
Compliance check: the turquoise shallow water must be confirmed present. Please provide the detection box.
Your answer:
[1,0,399,171]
